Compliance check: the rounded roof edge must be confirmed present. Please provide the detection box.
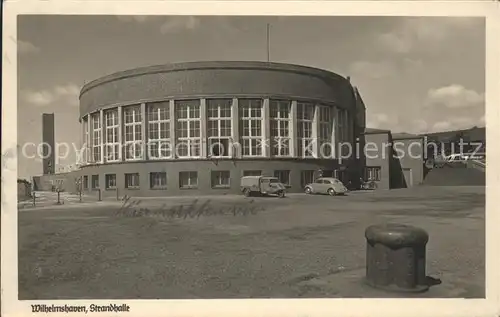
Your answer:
[79,61,348,98]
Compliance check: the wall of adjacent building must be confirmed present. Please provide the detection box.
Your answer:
[390,137,424,188]
[361,132,391,190]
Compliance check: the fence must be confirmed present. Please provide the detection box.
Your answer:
[22,187,127,208]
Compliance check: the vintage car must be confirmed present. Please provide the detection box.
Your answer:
[304,177,348,196]
[240,176,286,198]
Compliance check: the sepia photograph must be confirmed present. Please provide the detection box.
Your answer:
[2,1,500,316]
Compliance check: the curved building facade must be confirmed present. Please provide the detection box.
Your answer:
[77,61,362,197]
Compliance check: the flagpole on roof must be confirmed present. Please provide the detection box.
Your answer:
[266,23,271,63]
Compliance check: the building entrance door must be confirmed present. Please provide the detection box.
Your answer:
[335,170,347,183]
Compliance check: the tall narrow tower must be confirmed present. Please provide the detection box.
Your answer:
[42,113,55,175]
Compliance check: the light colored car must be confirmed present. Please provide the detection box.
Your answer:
[304,177,348,196]
[445,154,466,162]
[462,152,485,161]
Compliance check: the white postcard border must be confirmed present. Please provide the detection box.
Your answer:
[2,1,499,317]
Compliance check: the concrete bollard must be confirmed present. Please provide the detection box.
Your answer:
[56,189,62,205]
[365,223,429,293]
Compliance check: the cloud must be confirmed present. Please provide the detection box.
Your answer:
[116,16,232,37]
[349,61,393,79]
[432,121,452,132]
[18,40,40,54]
[349,58,422,80]
[479,115,485,125]
[376,17,482,54]
[426,84,484,109]
[373,113,390,124]
[412,119,429,133]
[22,84,80,107]
[54,84,80,97]
[160,16,200,34]
[402,58,423,70]
[22,90,54,106]
[430,116,484,133]
[366,113,398,129]
[377,32,412,54]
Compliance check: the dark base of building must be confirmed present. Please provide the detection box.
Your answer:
[33,158,387,197]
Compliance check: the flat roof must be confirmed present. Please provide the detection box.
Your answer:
[363,128,391,135]
[391,132,423,140]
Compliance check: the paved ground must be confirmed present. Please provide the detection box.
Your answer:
[422,163,485,186]
[18,186,485,299]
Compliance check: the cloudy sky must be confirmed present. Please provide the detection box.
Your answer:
[17,15,485,179]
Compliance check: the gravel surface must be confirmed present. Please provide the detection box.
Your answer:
[18,186,485,299]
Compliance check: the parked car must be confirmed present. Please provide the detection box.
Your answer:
[360,178,378,190]
[462,152,485,161]
[240,176,286,198]
[445,154,467,162]
[304,177,348,196]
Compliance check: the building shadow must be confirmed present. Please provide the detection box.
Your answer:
[389,147,407,189]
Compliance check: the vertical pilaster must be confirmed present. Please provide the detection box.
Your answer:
[343,109,348,160]
[290,101,297,157]
[80,118,83,153]
[80,117,84,165]
[338,108,344,162]
[200,98,207,158]
[231,98,240,158]
[262,98,270,157]
[103,111,108,163]
[87,115,91,164]
[331,107,338,159]
[117,106,123,161]
[141,103,147,160]
[312,104,319,158]
[169,100,175,158]
[347,110,353,145]
[99,110,104,164]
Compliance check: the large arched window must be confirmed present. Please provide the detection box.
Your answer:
[82,116,90,164]
[148,101,171,159]
[207,99,232,158]
[239,99,263,157]
[90,112,102,163]
[104,109,119,162]
[318,105,333,158]
[297,102,315,158]
[175,100,201,158]
[337,108,351,158]
[123,105,143,160]
[270,100,291,157]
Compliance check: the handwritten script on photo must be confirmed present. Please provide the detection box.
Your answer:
[114,195,265,219]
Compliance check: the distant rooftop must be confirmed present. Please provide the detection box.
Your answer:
[363,128,390,135]
[391,132,422,140]
[421,126,485,142]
